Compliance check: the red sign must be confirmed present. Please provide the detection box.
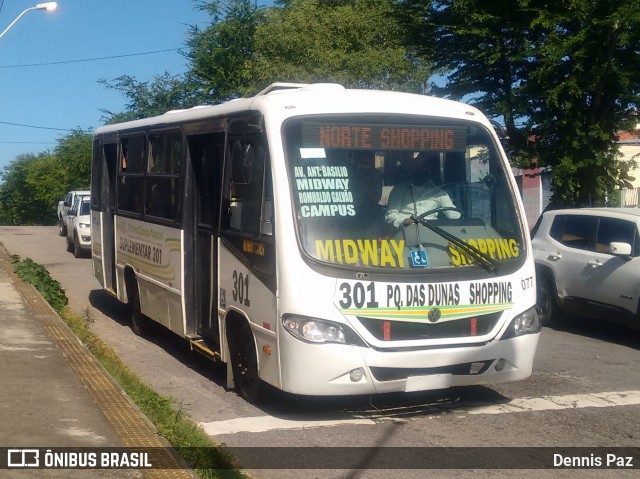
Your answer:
[302,123,467,151]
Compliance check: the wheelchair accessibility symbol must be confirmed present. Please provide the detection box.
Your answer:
[409,248,429,268]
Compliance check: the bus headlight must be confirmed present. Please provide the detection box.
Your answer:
[283,316,345,343]
[282,315,366,346]
[500,307,541,340]
[513,307,541,336]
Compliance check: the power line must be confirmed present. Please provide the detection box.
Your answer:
[0,48,183,69]
[0,120,90,132]
[0,141,55,144]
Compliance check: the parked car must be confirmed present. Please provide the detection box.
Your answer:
[58,189,90,236]
[66,196,91,258]
[531,207,640,328]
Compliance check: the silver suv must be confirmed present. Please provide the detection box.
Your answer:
[531,208,640,328]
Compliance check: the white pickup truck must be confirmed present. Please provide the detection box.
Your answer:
[57,190,90,236]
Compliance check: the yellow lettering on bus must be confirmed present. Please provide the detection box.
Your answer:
[315,239,405,268]
[448,238,521,266]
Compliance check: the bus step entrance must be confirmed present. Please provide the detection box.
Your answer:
[189,338,222,362]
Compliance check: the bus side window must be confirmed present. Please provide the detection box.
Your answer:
[145,131,182,221]
[118,135,146,215]
[228,139,267,235]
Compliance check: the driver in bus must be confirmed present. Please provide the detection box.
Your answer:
[385,151,461,228]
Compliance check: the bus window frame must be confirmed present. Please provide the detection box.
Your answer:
[145,128,184,223]
[222,116,274,241]
[115,129,185,228]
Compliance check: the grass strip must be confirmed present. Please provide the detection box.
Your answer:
[11,255,247,479]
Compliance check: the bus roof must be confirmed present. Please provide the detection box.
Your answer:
[94,83,487,136]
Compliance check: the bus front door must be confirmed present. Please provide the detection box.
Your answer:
[188,133,224,349]
[101,142,118,294]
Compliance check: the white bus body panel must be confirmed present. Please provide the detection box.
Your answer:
[253,86,539,395]
[274,245,538,395]
[91,210,104,287]
[218,240,279,388]
[114,216,186,336]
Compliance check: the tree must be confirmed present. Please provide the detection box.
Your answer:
[0,154,43,225]
[184,0,265,102]
[98,1,431,120]
[99,72,202,124]
[183,0,431,102]
[0,130,92,225]
[54,129,93,189]
[250,0,430,92]
[413,0,640,207]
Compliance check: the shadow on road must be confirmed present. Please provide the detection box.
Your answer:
[547,314,640,350]
[259,384,511,420]
[88,288,229,388]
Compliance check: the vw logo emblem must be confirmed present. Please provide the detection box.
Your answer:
[427,307,441,323]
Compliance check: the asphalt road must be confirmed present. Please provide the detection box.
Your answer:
[1,226,639,479]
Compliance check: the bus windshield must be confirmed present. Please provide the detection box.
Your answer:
[283,116,525,272]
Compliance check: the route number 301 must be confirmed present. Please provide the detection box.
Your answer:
[338,281,379,309]
[232,270,251,307]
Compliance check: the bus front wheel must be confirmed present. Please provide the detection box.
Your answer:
[232,326,262,403]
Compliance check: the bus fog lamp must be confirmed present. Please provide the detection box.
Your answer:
[469,362,485,374]
[350,368,364,382]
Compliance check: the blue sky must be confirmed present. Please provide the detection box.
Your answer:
[0,0,214,170]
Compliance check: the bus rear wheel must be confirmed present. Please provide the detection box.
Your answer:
[129,285,147,336]
[232,327,262,403]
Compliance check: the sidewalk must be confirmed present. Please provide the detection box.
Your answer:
[0,245,192,478]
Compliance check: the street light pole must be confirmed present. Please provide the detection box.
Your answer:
[0,2,58,41]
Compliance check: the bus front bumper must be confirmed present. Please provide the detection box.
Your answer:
[278,331,540,396]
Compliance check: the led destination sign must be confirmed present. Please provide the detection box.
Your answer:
[302,123,468,151]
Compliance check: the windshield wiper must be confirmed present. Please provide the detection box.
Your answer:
[410,215,501,273]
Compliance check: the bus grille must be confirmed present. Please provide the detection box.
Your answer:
[370,361,493,381]
[356,312,501,341]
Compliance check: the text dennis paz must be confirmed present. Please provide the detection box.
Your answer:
[554,454,634,468]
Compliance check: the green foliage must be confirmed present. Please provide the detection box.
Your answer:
[185,0,264,101]
[250,0,429,92]
[0,130,91,225]
[183,0,431,101]
[99,72,205,124]
[415,0,640,206]
[11,256,68,312]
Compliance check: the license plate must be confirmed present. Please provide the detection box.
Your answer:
[404,374,452,392]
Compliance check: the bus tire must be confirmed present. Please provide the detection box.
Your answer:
[232,324,262,403]
[129,282,147,336]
